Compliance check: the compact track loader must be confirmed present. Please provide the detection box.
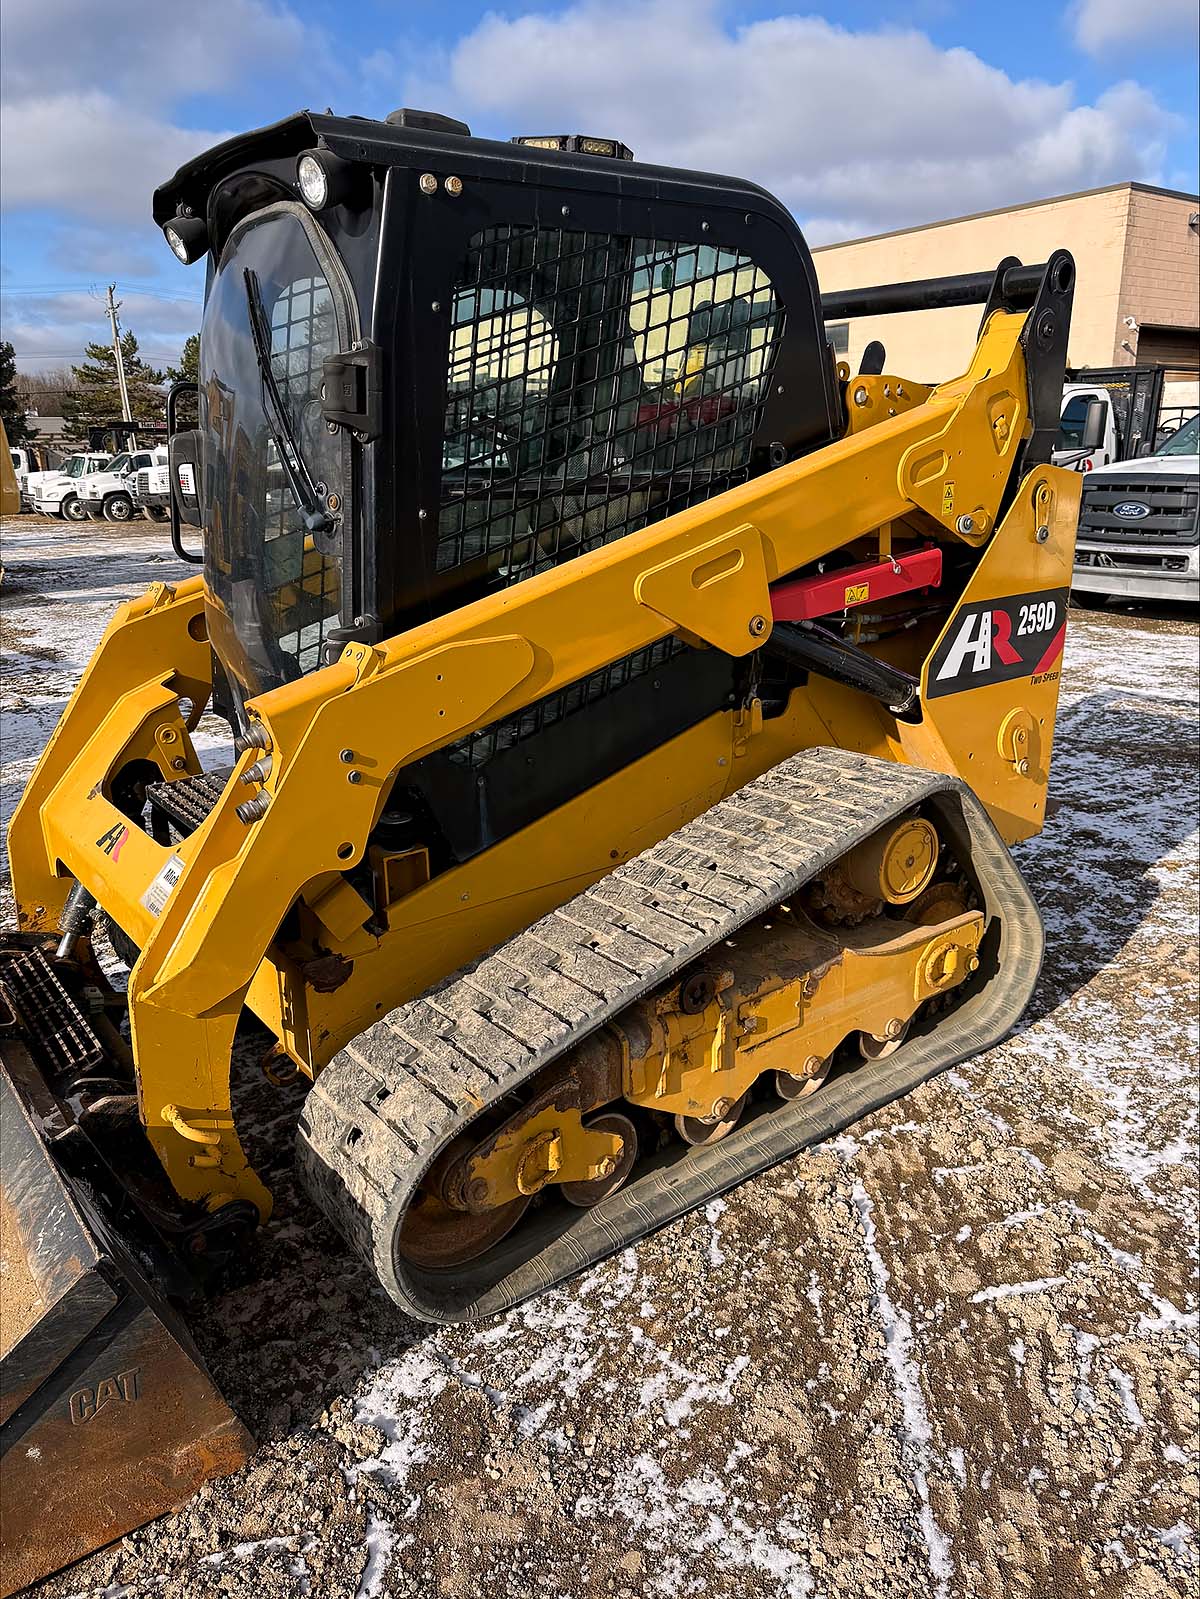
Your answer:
[0,107,1080,1590]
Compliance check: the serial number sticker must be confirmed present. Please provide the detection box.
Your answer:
[140,854,185,918]
[844,582,869,604]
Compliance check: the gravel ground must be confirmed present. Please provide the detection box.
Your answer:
[1,517,1197,1599]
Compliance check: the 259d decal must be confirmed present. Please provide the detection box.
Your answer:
[926,588,1069,698]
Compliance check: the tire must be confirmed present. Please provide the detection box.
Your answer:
[143,505,168,522]
[61,495,87,522]
[1070,589,1109,610]
[104,493,134,522]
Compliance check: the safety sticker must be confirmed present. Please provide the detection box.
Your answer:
[844,582,869,605]
[140,853,185,917]
[926,589,1069,698]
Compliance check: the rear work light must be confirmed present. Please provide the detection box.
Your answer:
[511,133,634,160]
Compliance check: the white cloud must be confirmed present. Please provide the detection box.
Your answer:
[1,0,315,102]
[0,0,326,369]
[1069,0,1199,56]
[404,0,1175,241]
[1,93,235,224]
[0,288,200,370]
[0,0,323,224]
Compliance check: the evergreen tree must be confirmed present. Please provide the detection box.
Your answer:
[61,330,166,431]
[166,332,199,386]
[166,332,200,427]
[0,340,33,445]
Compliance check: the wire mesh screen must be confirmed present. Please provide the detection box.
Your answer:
[437,226,783,585]
[446,637,686,770]
[263,272,340,674]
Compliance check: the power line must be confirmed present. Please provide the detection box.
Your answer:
[1,284,202,303]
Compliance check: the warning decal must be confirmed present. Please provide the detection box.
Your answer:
[140,853,185,918]
[926,589,1070,699]
[844,582,870,605]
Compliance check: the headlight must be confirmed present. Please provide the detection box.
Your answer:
[296,148,353,210]
[297,153,329,209]
[164,215,208,265]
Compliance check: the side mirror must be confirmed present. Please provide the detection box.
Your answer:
[167,380,204,565]
[1081,398,1107,452]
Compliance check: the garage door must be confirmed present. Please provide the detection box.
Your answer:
[1136,325,1200,377]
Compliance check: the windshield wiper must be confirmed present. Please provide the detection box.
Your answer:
[243,268,333,535]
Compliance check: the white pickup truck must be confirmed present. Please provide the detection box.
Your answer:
[29,452,114,520]
[79,448,165,522]
[1072,413,1199,606]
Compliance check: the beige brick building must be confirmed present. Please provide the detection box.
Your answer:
[812,183,1200,405]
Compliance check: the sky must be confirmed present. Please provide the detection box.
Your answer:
[1,0,1197,376]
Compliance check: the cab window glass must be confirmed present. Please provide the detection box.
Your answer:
[199,204,350,696]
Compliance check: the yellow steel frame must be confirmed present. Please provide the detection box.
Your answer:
[7,307,1079,1218]
[620,910,986,1119]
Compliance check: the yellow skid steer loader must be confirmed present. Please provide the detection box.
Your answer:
[0,107,1078,1592]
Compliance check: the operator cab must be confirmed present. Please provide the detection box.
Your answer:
[155,107,842,861]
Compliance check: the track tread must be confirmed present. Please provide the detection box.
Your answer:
[297,748,1040,1324]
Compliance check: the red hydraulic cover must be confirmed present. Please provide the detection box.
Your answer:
[771,547,943,621]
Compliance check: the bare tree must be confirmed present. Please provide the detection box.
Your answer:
[17,368,79,417]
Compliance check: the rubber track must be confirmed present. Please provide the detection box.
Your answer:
[297,749,1043,1323]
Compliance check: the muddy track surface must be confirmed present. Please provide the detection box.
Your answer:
[1,520,1197,1599]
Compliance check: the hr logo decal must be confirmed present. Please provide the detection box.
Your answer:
[927,590,1069,698]
[96,823,130,860]
[935,608,1022,681]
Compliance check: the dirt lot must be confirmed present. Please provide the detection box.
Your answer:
[1,517,1197,1599]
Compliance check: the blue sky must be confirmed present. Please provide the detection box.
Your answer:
[2,0,1197,374]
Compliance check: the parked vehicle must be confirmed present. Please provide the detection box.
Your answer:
[132,456,172,520]
[29,452,112,520]
[79,447,166,521]
[1053,366,1196,473]
[10,443,64,509]
[1072,412,1199,605]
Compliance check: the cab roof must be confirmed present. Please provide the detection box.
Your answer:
[152,108,791,232]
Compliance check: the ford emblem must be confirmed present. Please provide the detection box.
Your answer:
[1113,501,1151,519]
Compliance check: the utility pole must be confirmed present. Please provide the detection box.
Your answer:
[105,284,133,424]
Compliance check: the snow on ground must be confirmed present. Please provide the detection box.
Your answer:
[2,519,1197,1599]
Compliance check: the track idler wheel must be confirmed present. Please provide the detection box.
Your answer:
[560,1113,639,1207]
[396,1189,530,1271]
[674,1092,747,1147]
